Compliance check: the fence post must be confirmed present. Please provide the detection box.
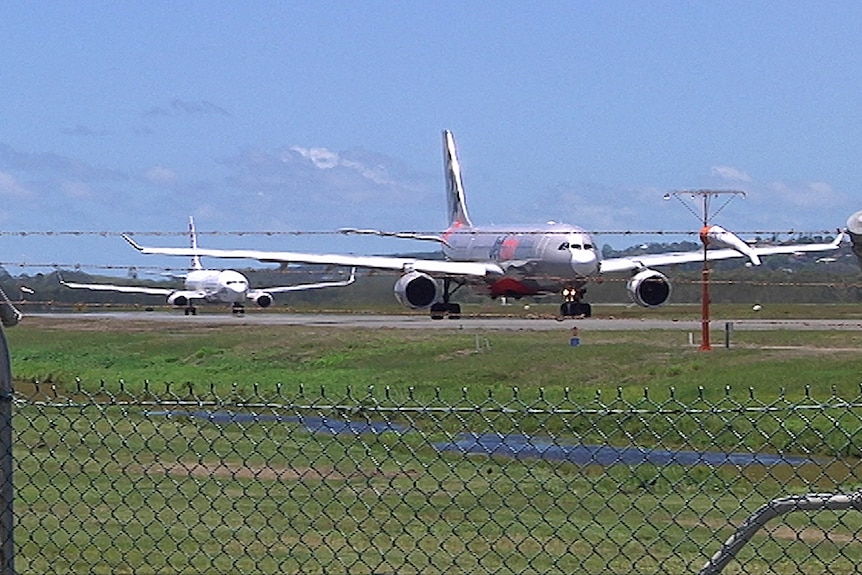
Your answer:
[0,290,18,575]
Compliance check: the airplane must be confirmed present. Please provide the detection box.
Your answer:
[120,131,846,319]
[63,217,356,315]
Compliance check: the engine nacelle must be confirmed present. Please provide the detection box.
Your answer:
[626,269,672,308]
[249,292,273,308]
[167,293,189,307]
[393,271,439,309]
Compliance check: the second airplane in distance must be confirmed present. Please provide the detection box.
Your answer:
[63,217,355,315]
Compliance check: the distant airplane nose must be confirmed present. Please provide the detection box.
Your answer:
[218,270,250,302]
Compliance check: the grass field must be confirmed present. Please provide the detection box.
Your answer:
[9,305,862,573]
[8,303,862,400]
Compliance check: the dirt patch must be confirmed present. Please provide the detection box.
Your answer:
[679,516,858,544]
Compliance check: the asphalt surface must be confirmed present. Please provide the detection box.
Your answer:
[27,311,862,331]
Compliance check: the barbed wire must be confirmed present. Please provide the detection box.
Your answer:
[0,228,844,237]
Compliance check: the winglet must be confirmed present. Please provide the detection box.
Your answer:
[122,233,144,252]
[701,225,761,266]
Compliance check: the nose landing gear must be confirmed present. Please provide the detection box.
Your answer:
[560,287,591,318]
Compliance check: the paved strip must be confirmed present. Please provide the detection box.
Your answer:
[27,312,862,331]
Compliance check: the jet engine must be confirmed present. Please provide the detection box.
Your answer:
[167,293,189,307]
[248,291,273,308]
[393,271,439,309]
[626,269,672,308]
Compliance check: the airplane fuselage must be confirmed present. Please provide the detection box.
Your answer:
[185,269,249,304]
[442,222,600,297]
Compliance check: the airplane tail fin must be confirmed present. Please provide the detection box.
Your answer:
[188,216,203,271]
[443,130,473,227]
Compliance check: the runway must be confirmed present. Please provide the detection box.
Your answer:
[24,311,862,332]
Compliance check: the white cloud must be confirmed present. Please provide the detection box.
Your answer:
[289,146,340,169]
[145,166,178,185]
[0,171,29,197]
[711,165,752,183]
[289,146,395,185]
[765,180,842,208]
[61,181,92,199]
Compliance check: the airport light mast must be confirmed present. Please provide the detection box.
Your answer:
[664,189,745,351]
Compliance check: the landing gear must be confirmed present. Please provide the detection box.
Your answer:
[559,286,591,318]
[231,303,245,315]
[430,302,461,320]
[430,278,463,320]
[560,301,591,318]
[184,305,197,316]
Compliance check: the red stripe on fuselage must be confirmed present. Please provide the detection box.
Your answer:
[499,236,519,260]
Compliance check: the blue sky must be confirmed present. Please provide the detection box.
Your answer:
[0,3,859,272]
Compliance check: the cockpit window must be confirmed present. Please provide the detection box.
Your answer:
[558,242,594,250]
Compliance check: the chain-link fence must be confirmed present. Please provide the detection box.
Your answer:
[8,377,862,574]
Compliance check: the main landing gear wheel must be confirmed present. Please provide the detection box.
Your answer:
[430,302,461,320]
[184,306,197,316]
[429,278,463,320]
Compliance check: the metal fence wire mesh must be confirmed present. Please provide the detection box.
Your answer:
[13,382,862,574]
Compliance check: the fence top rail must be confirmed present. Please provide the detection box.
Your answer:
[15,394,862,416]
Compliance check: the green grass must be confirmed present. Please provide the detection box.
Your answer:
[15,401,862,574]
[8,309,862,402]
[9,308,862,573]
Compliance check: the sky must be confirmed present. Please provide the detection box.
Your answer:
[1,2,860,274]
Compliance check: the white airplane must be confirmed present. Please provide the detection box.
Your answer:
[121,131,845,319]
[63,217,356,315]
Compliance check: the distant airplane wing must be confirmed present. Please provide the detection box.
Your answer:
[600,232,845,273]
[258,268,357,294]
[123,235,502,277]
[61,279,174,296]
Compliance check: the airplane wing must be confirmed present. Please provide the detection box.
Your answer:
[122,235,502,277]
[257,268,358,294]
[61,279,174,296]
[599,232,845,274]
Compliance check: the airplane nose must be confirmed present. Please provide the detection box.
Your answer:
[570,251,599,276]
